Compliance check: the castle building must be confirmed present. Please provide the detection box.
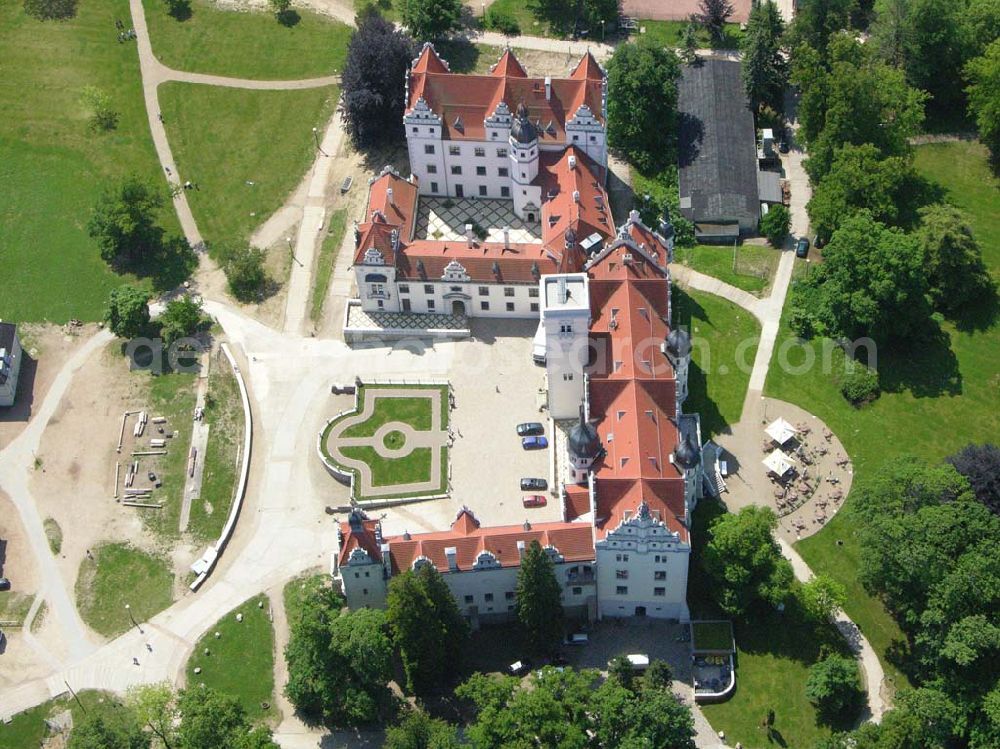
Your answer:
[0,322,23,408]
[351,46,615,320]
[338,213,703,624]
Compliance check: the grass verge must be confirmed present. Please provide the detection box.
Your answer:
[764,141,1000,693]
[159,82,338,247]
[44,517,62,555]
[0,592,34,625]
[310,208,348,323]
[0,0,180,323]
[340,444,434,487]
[638,19,743,49]
[340,390,437,437]
[75,542,174,638]
[143,0,352,79]
[185,594,275,719]
[673,287,760,438]
[0,691,123,749]
[674,244,777,295]
[188,356,243,542]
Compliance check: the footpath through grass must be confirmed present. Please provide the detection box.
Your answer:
[0,691,123,749]
[75,542,174,638]
[185,594,275,719]
[160,82,338,248]
[188,355,243,543]
[311,208,348,322]
[143,0,352,79]
[765,141,1000,693]
[674,288,760,438]
[0,0,179,323]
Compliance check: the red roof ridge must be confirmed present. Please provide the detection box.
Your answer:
[490,48,528,78]
[411,42,450,75]
[570,50,605,81]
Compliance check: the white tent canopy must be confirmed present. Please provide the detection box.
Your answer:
[765,417,798,446]
[763,449,795,477]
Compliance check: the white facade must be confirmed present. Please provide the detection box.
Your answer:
[0,325,22,408]
[541,274,591,420]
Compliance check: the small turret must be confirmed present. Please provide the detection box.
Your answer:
[673,435,700,469]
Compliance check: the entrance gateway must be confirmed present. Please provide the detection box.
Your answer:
[451,300,466,316]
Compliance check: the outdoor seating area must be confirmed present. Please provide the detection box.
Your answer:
[690,620,736,703]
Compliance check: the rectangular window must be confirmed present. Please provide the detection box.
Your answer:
[505,591,514,600]
[401,298,411,312]
[478,286,489,296]
[654,587,666,597]
[616,586,628,595]
[427,300,436,310]
[424,144,435,154]
[501,186,510,197]
[449,145,460,156]
[474,147,485,157]
[654,570,666,580]
[497,148,508,158]
[480,301,490,311]
[427,164,437,174]
[424,284,433,294]
[616,570,628,580]
[398,284,409,294]
[476,166,487,176]
[451,165,462,175]
[590,135,597,142]
[530,303,539,312]
[430,181,439,193]
[573,135,579,142]
[464,595,474,604]
[529,287,539,298]
[412,127,418,133]
[572,586,582,595]
[479,185,487,196]
[504,287,515,297]
[498,167,509,177]
[560,323,573,333]
[484,593,494,602]
[506,302,515,312]
[562,373,574,381]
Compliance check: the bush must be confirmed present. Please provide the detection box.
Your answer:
[759,204,790,247]
[482,7,520,35]
[839,363,879,407]
[23,0,77,20]
[216,243,268,303]
[805,655,862,721]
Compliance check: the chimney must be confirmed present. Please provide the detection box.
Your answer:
[517,539,526,560]
[503,227,510,249]
[445,546,458,571]
[387,187,394,205]
[545,76,552,100]
[568,154,577,170]
[465,223,474,248]
[572,190,580,204]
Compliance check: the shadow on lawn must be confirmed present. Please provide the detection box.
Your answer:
[877,322,962,399]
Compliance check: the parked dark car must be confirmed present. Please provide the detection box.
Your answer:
[522,495,547,508]
[795,237,810,258]
[0,578,10,592]
[516,422,545,437]
[520,477,548,491]
[522,436,549,450]
[778,137,790,154]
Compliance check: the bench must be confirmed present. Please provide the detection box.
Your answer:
[340,176,353,194]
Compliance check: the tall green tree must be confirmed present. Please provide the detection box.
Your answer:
[696,0,735,41]
[284,583,395,726]
[806,143,915,239]
[176,688,251,749]
[515,540,564,654]
[805,655,863,721]
[787,212,927,341]
[797,574,847,622]
[159,295,203,347]
[915,203,993,313]
[701,506,793,616]
[216,243,268,303]
[88,176,165,265]
[68,713,149,749]
[126,682,177,749]
[398,0,462,40]
[386,563,469,694]
[528,0,575,33]
[965,39,1000,163]
[607,40,682,174]
[786,0,858,51]
[901,0,972,113]
[740,0,788,113]
[869,0,909,66]
[947,443,1000,516]
[382,707,462,749]
[104,285,151,340]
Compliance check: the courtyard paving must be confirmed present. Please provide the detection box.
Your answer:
[415,197,541,244]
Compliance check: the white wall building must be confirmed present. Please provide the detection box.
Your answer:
[0,322,23,408]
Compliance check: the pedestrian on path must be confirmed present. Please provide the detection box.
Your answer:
[132,657,139,666]
[157,112,163,122]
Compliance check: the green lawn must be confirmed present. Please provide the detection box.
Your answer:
[480,0,560,39]
[311,208,349,322]
[674,244,777,295]
[143,0,352,79]
[674,287,760,438]
[185,594,275,719]
[340,445,435,487]
[692,620,734,652]
[340,389,438,437]
[0,591,34,625]
[159,82,337,248]
[765,141,1000,694]
[75,542,174,638]
[44,517,63,554]
[0,691,124,749]
[0,0,181,323]
[639,19,743,50]
[188,357,243,542]
[283,571,330,621]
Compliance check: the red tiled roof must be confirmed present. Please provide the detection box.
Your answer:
[338,516,383,568]
[408,48,604,142]
[381,509,594,574]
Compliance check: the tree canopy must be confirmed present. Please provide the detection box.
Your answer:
[515,540,565,654]
[284,582,395,726]
[805,654,863,721]
[386,563,469,695]
[946,443,1000,515]
[786,0,858,51]
[607,41,682,174]
[915,203,993,313]
[68,713,149,749]
[701,506,793,616]
[397,0,463,41]
[341,10,416,149]
[740,0,788,113]
[382,707,463,749]
[159,295,203,347]
[104,285,151,340]
[965,39,1000,164]
[696,0,735,41]
[215,242,268,303]
[787,212,928,341]
[88,176,165,265]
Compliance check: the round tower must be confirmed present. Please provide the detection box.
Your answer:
[567,406,601,484]
[664,328,692,405]
[673,433,701,503]
[510,103,540,220]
